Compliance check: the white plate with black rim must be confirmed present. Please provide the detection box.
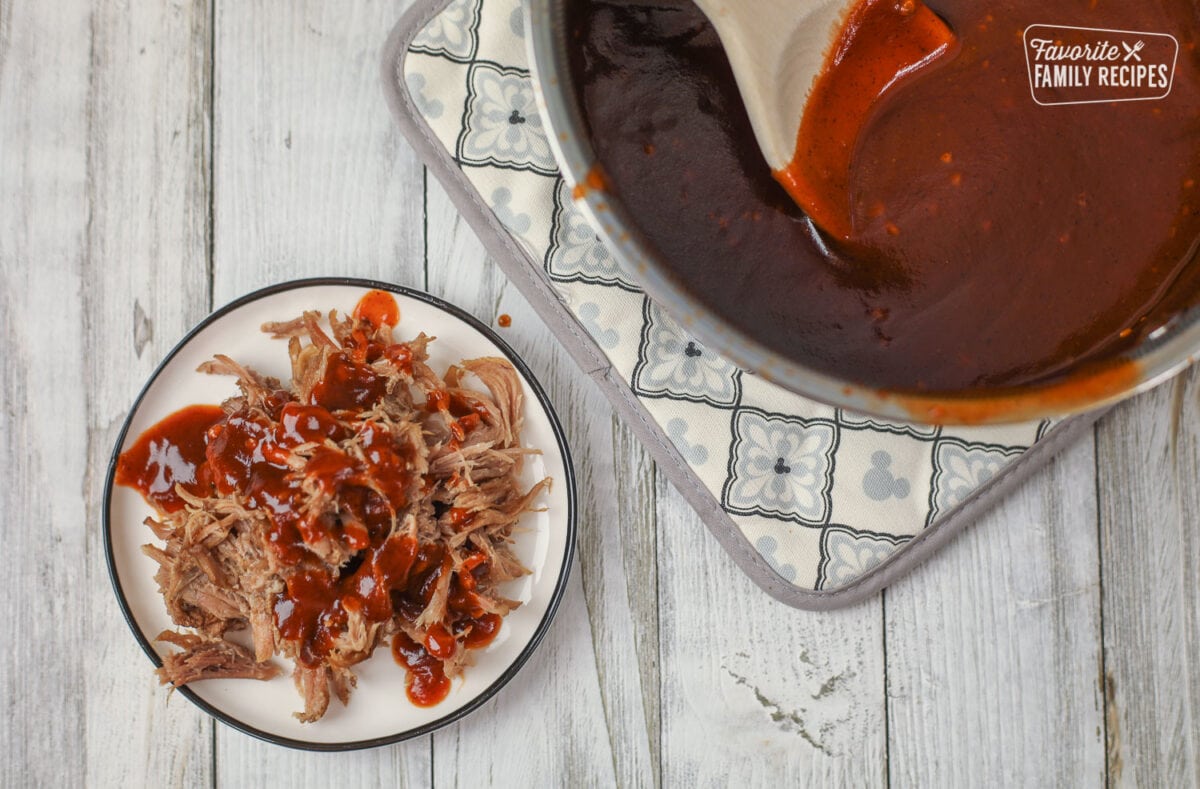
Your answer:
[103,277,576,751]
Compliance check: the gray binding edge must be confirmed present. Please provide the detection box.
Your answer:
[379,0,1104,610]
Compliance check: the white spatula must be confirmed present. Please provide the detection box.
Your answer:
[692,0,956,240]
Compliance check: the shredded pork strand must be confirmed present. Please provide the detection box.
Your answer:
[155,631,282,686]
[141,306,548,721]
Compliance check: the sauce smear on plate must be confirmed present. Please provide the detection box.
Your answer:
[115,404,224,513]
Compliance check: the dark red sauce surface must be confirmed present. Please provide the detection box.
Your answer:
[388,542,502,706]
[352,288,401,329]
[116,290,506,707]
[570,1,1200,391]
[115,404,225,513]
[392,632,452,707]
[275,534,418,666]
[777,0,956,241]
[308,352,387,411]
[459,612,502,650]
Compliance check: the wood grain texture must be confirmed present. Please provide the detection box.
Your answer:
[211,0,426,303]
[885,436,1105,787]
[607,422,662,783]
[210,0,432,784]
[423,174,656,786]
[655,474,887,787]
[1097,370,1200,788]
[0,0,213,785]
[5,0,1199,785]
[80,1,217,787]
[0,0,92,784]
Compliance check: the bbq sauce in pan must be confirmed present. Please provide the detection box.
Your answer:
[775,0,956,240]
[117,290,507,708]
[569,0,1200,391]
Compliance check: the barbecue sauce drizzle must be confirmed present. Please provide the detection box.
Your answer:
[116,290,505,707]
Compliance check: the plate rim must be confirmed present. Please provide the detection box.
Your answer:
[102,276,578,752]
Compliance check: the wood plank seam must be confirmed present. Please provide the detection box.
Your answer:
[1094,420,1112,789]
[206,3,218,781]
[882,590,892,789]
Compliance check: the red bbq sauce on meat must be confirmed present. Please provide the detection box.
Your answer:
[425,389,450,413]
[392,632,452,707]
[352,289,401,329]
[204,398,387,564]
[423,624,458,660]
[118,291,518,709]
[385,543,504,705]
[115,404,225,512]
[459,613,502,649]
[306,291,403,409]
[446,507,474,529]
[274,534,418,666]
[443,392,489,449]
[308,352,387,411]
[385,343,415,376]
[448,552,503,648]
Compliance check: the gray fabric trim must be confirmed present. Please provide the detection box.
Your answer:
[379,2,1103,610]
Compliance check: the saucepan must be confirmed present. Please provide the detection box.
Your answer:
[525,0,1200,425]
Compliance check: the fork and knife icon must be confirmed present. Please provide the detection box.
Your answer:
[1123,40,1146,61]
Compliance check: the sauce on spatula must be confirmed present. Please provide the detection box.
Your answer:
[775,0,956,240]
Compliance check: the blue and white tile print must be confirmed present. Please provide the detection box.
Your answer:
[667,418,709,465]
[411,0,481,61]
[403,0,1048,593]
[722,409,837,526]
[489,186,531,234]
[546,179,639,291]
[863,450,911,501]
[632,300,740,407]
[406,72,444,119]
[817,526,908,591]
[458,64,557,174]
[928,439,1024,524]
[578,302,620,349]
[755,535,799,583]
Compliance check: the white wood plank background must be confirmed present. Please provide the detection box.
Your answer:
[1,1,1198,786]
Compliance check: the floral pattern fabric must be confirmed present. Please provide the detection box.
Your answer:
[928,440,1024,525]
[546,179,639,291]
[723,410,836,525]
[401,0,1054,593]
[632,300,740,407]
[457,63,557,175]
[411,0,481,61]
[817,527,909,590]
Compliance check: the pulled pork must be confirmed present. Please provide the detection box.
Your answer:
[127,297,548,721]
